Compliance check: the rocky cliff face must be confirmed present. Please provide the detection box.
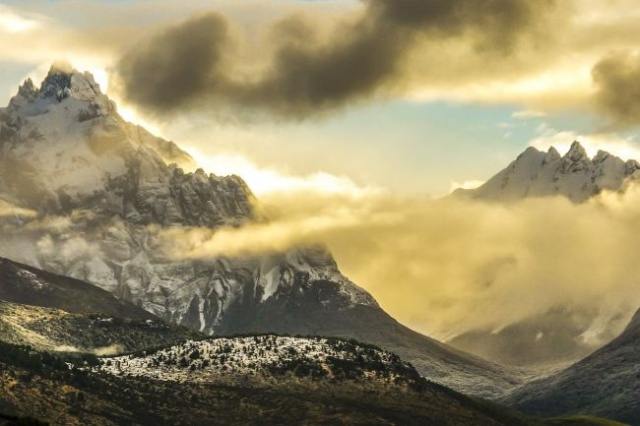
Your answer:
[0,64,522,398]
[0,64,252,224]
[457,141,640,202]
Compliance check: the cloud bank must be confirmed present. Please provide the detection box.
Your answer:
[112,0,559,120]
[593,51,640,128]
[157,188,640,342]
[4,0,640,125]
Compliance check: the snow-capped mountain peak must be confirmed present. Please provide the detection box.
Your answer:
[564,140,588,161]
[0,65,524,398]
[546,146,561,158]
[0,64,375,329]
[9,63,113,119]
[458,141,640,202]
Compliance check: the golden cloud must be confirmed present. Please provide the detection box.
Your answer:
[157,187,640,342]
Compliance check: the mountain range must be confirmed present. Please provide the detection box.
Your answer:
[506,308,640,424]
[450,142,640,368]
[456,141,640,202]
[0,64,637,425]
[0,258,542,426]
[0,330,549,426]
[0,64,522,398]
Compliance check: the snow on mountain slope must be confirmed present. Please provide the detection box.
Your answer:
[505,308,640,425]
[0,64,251,223]
[95,335,416,385]
[0,64,523,398]
[457,142,640,202]
[0,337,540,426]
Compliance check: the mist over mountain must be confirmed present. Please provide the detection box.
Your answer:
[506,308,640,424]
[0,64,524,398]
[444,142,640,367]
[2,0,640,422]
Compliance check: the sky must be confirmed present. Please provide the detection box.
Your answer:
[3,0,640,342]
[2,0,640,197]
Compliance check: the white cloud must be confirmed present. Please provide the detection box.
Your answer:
[185,147,382,198]
[0,199,37,218]
[529,124,640,160]
[0,5,42,33]
[512,110,547,119]
[449,180,485,193]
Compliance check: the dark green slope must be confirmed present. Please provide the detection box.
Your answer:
[0,300,198,354]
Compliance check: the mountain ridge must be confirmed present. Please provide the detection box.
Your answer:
[456,141,640,202]
[505,307,640,424]
[0,256,155,320]
[449,141,640,368]
[0,64,522,398]
[0,299,197,355]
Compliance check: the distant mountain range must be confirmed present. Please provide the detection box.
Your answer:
[451,141,640,423]
[0,64,521,398]
[0,64,636,425]
[505,308,640,424]
[456,141,640,202]
[450,142,640,368]
[447,306,626,369]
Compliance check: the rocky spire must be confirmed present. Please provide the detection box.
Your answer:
[40,61,75,98]
[546,146,561,158]
[37,61,106,105]
[564,141,588,162]
[593,150,612,164]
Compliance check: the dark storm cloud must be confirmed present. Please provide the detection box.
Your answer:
[114,0,557,119]
[115,13,232,112]
[592,52,640,128]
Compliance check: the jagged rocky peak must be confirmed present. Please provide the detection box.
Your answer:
[8,62,113,116]
[518,141,590,164]
[0,64,527,398]
[547,146,561,158]
[516,141,599,164]
[459,140,640,202]
[0,63,250,221]
[564,140,588,161]
[40,61,101,100]
[40,61,75,97]
[16,77,36,99]
[593,149,611,163]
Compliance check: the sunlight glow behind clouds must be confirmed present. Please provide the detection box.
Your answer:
[449,180,485,193]
[0,5,41,33]
[529,124,640,160]
[157,186,640,341]
[406,62,594,111]
[186,147,382,197]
